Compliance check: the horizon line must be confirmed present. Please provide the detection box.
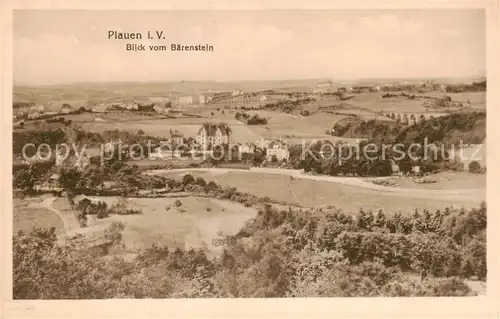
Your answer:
[13,74,486,88]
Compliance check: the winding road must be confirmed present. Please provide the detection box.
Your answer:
[145,167,485,202]
[40,197,80,233]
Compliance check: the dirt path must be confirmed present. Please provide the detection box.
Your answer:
[39,197,79,233]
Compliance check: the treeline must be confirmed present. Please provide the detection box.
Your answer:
[13,200,486,298]
[234,112,268,125]
[262,97,315,113]
[12,131,165,195]
[13,129,68,156]
[110,102,171,112]
[74,197,142,227]
[287,139,456,177]
[395,111,486,145]
[333,118,404,143]
[13,126,167,157]
[445,81,486,93]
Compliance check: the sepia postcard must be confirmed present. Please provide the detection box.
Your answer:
[1,1,499,318]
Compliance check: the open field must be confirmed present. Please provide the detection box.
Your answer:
[329,91,486,114]
[73,109,357,144]
[246,111,349,141]
[13,197,64,234]
[67,196,258,257]
[80,118,264,143]
[154,170,484,213]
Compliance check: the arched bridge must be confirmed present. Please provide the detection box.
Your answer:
[380,112,448,125]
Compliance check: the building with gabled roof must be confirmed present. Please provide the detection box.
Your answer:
[196,123,232,150]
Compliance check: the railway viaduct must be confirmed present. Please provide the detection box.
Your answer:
[380,112,448,125]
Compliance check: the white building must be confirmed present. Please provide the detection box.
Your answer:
[199,94,214,105]
[153,105,165,113]
[176,95,194,106]
[30,104,45,113]
[232,89,243,97]
[412,165,421,175]
[266,141,289,161]
[92,104,109,113]
[238,143,255,154]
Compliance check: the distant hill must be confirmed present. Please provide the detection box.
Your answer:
[14,76,486,105]
[13,79,320,104]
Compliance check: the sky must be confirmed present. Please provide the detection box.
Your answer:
[13,9,485,85]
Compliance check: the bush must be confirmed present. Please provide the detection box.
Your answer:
[76,212,87,228]
[116,208,142,215]
[182,174,195,186]
[468,161,482,173]
[195,177,206,187]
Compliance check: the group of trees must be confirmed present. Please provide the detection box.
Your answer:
[13,128,67,156]
[445,80,486,93]
[12,125,178,196]
[334,112,485,147]
[333,118,404,143]
[13,160,56,194]
[75,198,142,222]
[13,199,486,298]
[203,143,266,167]
[262,97,315,113]
[292,111,484,177]
[234,112,268,125]
[287,140,448,177]
[468,161,484,174]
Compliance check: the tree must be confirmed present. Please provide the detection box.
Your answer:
[182,174,195,186]
[195,177,207,187]
[76,198,92,215]
[205,181,218,192]
[13,167,38,194]
[104,221,125,246]
[13,227,58,298]
[271,155,278,163]
[59,167,82,190]
[468,161,481,173]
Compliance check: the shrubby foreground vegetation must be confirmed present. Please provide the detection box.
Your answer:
[14,193,486,298]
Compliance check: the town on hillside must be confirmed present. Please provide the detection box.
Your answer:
[10,8,489,303]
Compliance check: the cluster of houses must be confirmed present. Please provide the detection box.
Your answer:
[311,80,457,96]
[87,88,269,110]
[312,80,381,95]
[172,89,270,109]
[193,122,290,161]
[13,102,76,120]
[147,122,290,162]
